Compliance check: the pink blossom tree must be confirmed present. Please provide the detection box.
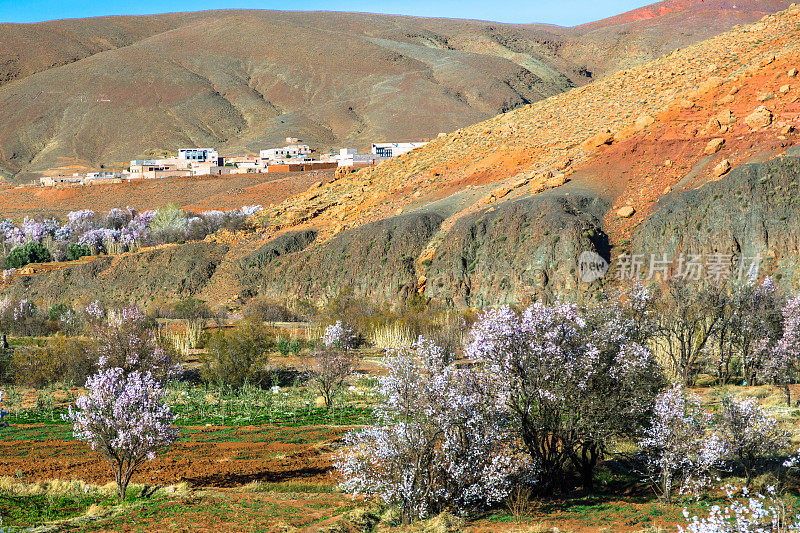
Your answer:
[718,395,789,486]
[726,279,783,386]
[87,304,178,382]
[67,367,178,502]
[465,298,664,494]
[759,294,800,406]
[640,385,724,503]
[335,338,529,522]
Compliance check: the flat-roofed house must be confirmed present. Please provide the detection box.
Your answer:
[333,148,387,167]
[129,159,190,179]
[259,144,313,165]
[178,148,219,166]
[371,142,428,158]
[84,171,124,185]
[39,175,84,187]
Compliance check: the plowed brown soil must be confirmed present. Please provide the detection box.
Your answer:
[0,425,347,487]
[0,171,334,220]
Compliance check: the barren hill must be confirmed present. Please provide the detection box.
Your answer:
[0,1,792,182]
[209,4,800,308]
[563,0,795,78]
[5,3,800,311]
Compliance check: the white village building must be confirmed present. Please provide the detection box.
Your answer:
[371,142,428,158]
[259,144,313,164]
[178,148,219,166]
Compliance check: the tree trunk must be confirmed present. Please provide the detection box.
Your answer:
[661,472,672,504]
[571,443,599,494]
[116,459,137,502]
[580,466,594,494]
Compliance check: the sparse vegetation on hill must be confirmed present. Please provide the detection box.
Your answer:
[0,1,791,182]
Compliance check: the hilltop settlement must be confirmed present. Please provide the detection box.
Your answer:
[37,140,428,187]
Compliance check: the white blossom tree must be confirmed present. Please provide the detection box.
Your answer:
[759,295,800,406]
[67,367,178,501]
[726,279,783,386]
[309,346,358,410]
[640,385,724,503]
[465,298,664,494]
[322,321,360,350]
[335,338,530,522]
[681,484,800,533]
[718,395,789,486]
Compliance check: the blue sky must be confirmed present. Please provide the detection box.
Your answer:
[0,0,656,26]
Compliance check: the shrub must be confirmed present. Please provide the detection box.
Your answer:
[242,299,297,322]
[276,336,290,355]
[65,243,92,261]
[12,337,96,387]
[335,339,529,522]
[170,298,213,322]
[5,241,52,269]
[48,303,71,322]
[151,203,186,233]
[200,321,273,388]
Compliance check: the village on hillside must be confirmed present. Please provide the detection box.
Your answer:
[37,139,428,187]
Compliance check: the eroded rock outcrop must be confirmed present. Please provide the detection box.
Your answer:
[422,193,610,308]
[632,154,800,287]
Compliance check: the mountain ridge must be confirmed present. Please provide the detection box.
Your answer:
[0,1,792,182]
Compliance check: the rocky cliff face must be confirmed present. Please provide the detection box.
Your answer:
[244,212,444,305]
[228,193,610,308]
[632,153,800,288]
[423,193,609,307]
[2,242,229,308]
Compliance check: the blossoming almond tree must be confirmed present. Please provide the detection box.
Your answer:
[681,484,800,533]
[309,346,358,410]
[335,338,529,522]
[726,279,783,386]
[322,321,360,350]
[759,294,800,406]
[640,385,724,503]
[718,396,789,486]
[67,367,178,502]
[465,299,664,494]
[87,304,178,382]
